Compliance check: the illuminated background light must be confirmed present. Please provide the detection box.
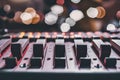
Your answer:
[70,10,84,21]
[10,0,30,3]
[65,17,76,27]
[87,7,98,18]
[116,10,120,19]
[13,11,22,23]
[25,7,36,18]
[45,12,58,25]
[106,24,116,32]
[51,5,64,15]
[3,4,11,13]
[71,0,81,4]
[60,23,70,32]
[32,14,40,24]
[56,0,64,5]
[20,12,33,25]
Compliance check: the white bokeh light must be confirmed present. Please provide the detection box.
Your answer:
[71,0,81,4]
[45,12,58,25]
[87,7,98,18]
[51,5,64,15]
[106,24,116,32]
[65,17,76,27]
[20,12,33,25]
[70,10,84,21]
[60,23,71,32]
[3,4,11,12]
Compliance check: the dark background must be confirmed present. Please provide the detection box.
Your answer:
[0,0,120,32]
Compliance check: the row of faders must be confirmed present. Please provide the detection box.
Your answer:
[0,32,120,72]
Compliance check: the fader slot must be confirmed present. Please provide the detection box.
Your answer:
[4,57,17,69]
[42,42,55,70]
[54,57,66,69]
[0,47,11,69]
[14,43,34,71]
[0,39,11,53]
[65,43,77,69]
[111,39,120,55]
[92,39,111,61]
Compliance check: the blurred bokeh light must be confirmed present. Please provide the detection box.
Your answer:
[0,0,120,32]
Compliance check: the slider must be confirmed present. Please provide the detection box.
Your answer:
[11,39,29,60]
[92,39,111,61]
[29,57,42,68]
[4,57,17,69]
[54,58,65,68]
[79,58,91,69]
[100,43,111,60]
[105,58,117,68]
[55,44,65,57]
[33,44,43,57]
[33,39,46,57]
[76,44,87,60]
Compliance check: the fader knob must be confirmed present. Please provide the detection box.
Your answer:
[11,39,29,60]
[11,43,22,60]
[54,58,65,68]
[79,58,91,69]
[33,44,43,57]
[29,57,42,68]
[105,58,117,68]
[76,44,87,60]
[100,44,111,61]
[4,57,17,69]
[55,45,65,57]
